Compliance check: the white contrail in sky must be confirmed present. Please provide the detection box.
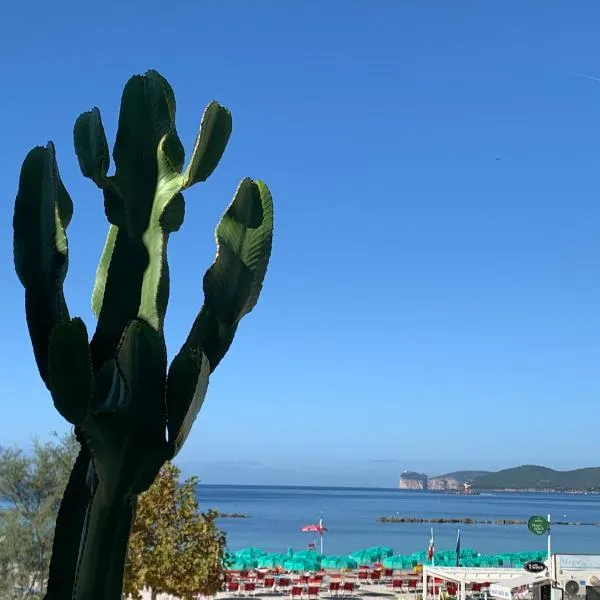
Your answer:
[565,71,600,84]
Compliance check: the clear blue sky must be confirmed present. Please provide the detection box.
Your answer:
[2,1,600,487]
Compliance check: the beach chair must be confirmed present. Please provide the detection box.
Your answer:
[264,577,276,590]
[369,571,381,585]
[277,578,291,594]
[242,582,257,597]
[227,581,241,596]
[446,583,458,597]
[357,571,369,582]
[290,586,303,600]
[390,579,403,592]
[328,581,341,597]
[407,579,417,595]
[471,584,483,594]
[383,569,394,581]
[307,586,320,599]
[341,582,355,597]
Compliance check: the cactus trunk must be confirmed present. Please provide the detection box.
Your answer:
[13,69,274,597]
[44,443,91,600]
[74,483,136,600]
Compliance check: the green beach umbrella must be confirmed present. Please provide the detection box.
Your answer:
[223,550,235,568]
[229,557,259,570]
[349,551,375,566]
[293,550,323,561]
[321,556,358,569]
[235,547,266,558]
[349,546,395,565]
[412,551,428,561]
[370,546,394,559]
[257,553,288,568]
[382,555,411,569]
[283,558,320,572]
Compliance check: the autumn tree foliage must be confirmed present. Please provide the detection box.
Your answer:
[123,462,227,600]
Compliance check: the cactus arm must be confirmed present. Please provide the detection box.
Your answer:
[43,440,91,600]
[136,136,185,330]
[111,70,184,236]
[47,318,93,425]
[73,107,110,185]
[175,178,274,372]
[164,179,273,453]
[72,109,119,322]
[73,71,183,368]
[165,349,210,457]
[89,232,149,369]
[182,101,232,188]
[13,143,73,385]
[91,224,117,318]
[137,99,233,329]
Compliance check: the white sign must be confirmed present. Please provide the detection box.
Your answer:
[489,585,513,599]
[558,555,600,570]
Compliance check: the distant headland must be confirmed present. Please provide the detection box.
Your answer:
[399,465,600,493]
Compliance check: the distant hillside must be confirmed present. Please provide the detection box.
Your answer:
[471,465,600,491]
[435,470,490,483]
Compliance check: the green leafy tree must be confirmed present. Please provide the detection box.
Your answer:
[123,462,226,600]
[0,434,78,599]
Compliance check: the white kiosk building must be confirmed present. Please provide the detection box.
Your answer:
[422,555,600,600]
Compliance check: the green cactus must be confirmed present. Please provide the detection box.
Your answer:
[12,70,274,600]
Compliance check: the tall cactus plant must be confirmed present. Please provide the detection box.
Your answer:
[12,70,274,600]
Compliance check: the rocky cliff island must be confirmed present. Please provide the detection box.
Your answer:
[399,465,600,493]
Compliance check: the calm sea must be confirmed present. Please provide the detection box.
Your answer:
[195,485,600,556]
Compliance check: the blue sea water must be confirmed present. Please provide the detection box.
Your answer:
[195,485,600,556]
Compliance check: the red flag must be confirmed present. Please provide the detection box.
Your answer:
[427,528,435,561]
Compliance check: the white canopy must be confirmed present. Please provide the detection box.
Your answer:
[424,566,527,585]
[422,566,543,600]
[489,573,550,599]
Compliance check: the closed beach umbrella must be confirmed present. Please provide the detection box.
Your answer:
[293,550,323,561]
[283,558,320,572]
[235,547,266,558]
[321,556,358,570]
[229,557,259,570]
[349,551,375,566]
[349,546,394,564]
[382,555,410,569]
[257,553,288,568]
[349,548,374,560]
[370,546,394,559]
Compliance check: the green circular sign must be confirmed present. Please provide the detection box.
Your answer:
[528,516,549,535]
